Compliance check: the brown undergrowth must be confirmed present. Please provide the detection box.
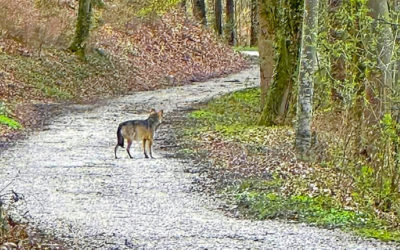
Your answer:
[0,1,247,141]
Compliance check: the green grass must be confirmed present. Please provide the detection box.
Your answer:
[0,115,22,129]
[234,46,258,52]
[227,178,400,242]
[184,87,400,242]
[188,88,263,139]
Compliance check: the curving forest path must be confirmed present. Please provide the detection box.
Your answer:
[0,54,396,249]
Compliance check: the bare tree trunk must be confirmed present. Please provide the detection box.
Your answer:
[250,0,258,46]
[193,0,207,25]
[225,0,235,45]
[214,0,222,35]
[69,0,92,58]
[295,0,319,157]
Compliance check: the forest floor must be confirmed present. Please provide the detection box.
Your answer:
[0,54,398,249]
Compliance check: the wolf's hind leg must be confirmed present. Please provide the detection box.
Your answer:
[143,139,149,158]
[126,140,133,159]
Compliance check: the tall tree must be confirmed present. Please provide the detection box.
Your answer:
[258,0,303,125]
[250,0,258,46]
[214,0,222,35]
[225,0,235,45]
[257,0,275,109]
[193,0,207,25]
[69,0,92,58]
[295,0,319,156]
[368,0,393,116]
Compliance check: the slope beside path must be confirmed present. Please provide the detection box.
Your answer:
[0,55,395,249]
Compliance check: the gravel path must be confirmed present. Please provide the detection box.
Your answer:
[0,57,397,249]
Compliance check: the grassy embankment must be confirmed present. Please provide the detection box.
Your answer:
[181,88,400,242]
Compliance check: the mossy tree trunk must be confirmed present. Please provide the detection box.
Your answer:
[225,0,235,45]
[295,0,319,156]
[193,0,207,26]
[258,0,302,125]
[257,0,275,109]
[69,0,92,58]
[214,0,222,36]
[259,38,293,125]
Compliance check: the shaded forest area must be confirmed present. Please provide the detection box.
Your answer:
[178,0,400,242]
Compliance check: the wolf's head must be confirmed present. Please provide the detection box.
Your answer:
[148,109,163,127]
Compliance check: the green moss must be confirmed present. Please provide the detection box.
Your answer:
[234,46,258,52]
[258,38,293,126]
[0,115,22,129]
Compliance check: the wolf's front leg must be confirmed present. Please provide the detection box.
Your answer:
[148,139,154,159]
[143,139,149,158]
[126,140,133,159]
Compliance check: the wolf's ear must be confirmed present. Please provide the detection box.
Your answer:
[150,108,156,113]
[158,110,163,116]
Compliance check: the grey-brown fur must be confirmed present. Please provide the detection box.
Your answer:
[115,109,163,159]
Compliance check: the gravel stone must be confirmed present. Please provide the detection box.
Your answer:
[0,60,398,249]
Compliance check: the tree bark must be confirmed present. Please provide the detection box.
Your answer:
[258,0,302,125]
[250,0,258,46]
[257,0,275,109]
[368,0,393,116]
[225,0,235,45]
[69,0,92,58]
[181,0,186,12]
[193,0,207,26]
[214,0,222,35]
[295,0,319,156]
[259,38,292,125]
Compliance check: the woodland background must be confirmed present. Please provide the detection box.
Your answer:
[1,0,400,246]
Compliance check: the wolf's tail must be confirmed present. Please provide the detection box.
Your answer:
[115,124,124,159]
[116,124,124,148]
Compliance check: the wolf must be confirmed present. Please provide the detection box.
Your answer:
[114,109,163,159]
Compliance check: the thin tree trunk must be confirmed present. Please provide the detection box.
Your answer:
[295,0,319,156]
[214,0,222,35]
[181,0,186,12]
[250,0,258,46]
[69,0,92,58]
[193,0,207,25]
[225,0,235,45]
